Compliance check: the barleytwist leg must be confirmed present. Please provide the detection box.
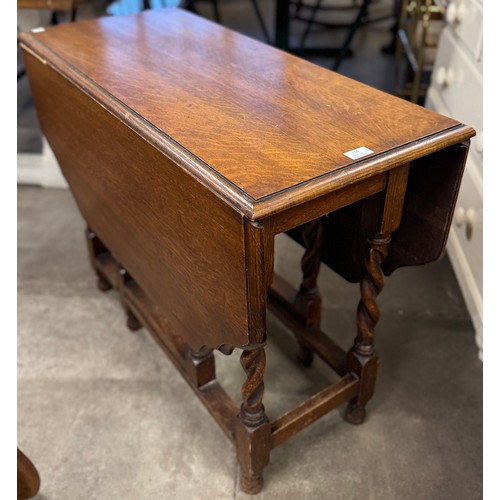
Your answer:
[239,349,266,426]
[294,218,324,365]
[345,234,390,425]
[297,219,324,319]
[355,235,389,356]
[236,347,271,494]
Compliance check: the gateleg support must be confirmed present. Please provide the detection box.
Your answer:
[185,346,216,388]
[117,265,143,332]
[85,227,112,292]
[293,217,324,366]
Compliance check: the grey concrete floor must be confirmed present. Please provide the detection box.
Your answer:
[18,186,482,499]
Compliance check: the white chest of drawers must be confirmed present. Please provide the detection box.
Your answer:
[425,0,483,359]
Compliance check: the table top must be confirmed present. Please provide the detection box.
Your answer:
[21,8,473,217]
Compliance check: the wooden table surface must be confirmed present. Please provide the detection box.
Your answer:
[19,5,475,349]
[20,8,470,216]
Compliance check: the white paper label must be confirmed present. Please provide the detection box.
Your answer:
[343,146,374,160]
[32,27,45,33]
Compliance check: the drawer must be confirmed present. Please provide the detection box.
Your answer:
[425,86,482,178]
[431,27,483,165]
[451,154,483,294]
[445,0,483,63]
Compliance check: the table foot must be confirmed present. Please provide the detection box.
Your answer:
[345,401,366,425]
[240,471,264,495]
[96,272,112,292]
[296,343,315,366]
[236,347,271,495]
[125,307,142,331]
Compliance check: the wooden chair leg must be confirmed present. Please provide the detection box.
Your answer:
[17,449,40,500]
[235,347,271,494]
[50,10,59,25]
[249,0,271,44]
[212,0,221,23]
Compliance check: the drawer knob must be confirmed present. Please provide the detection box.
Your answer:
[455,206,475,240]
[454,206,465,227]
[435,66,455,86]
[465,208,475,241]
[446,2,466,24]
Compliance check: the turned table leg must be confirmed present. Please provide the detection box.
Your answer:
[345,164,409,425]
[85,228,112,292]
[186,346,216,388]
[294,218,324,365]
[85,227,143,332]
[235,347,271,494]
[345,233,390,424]
[117,266,143,331]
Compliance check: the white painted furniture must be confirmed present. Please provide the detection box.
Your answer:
[425,0,483,359]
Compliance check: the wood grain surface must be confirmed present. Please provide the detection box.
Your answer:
[17,0,85,9]
[23,49,254,351]
[19,8,471,208]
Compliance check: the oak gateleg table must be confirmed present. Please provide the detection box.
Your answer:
[20,8,474,494]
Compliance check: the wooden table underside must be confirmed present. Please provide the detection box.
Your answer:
[85,225,364,493]
[81,162,413,494]
[87,234,360,448]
